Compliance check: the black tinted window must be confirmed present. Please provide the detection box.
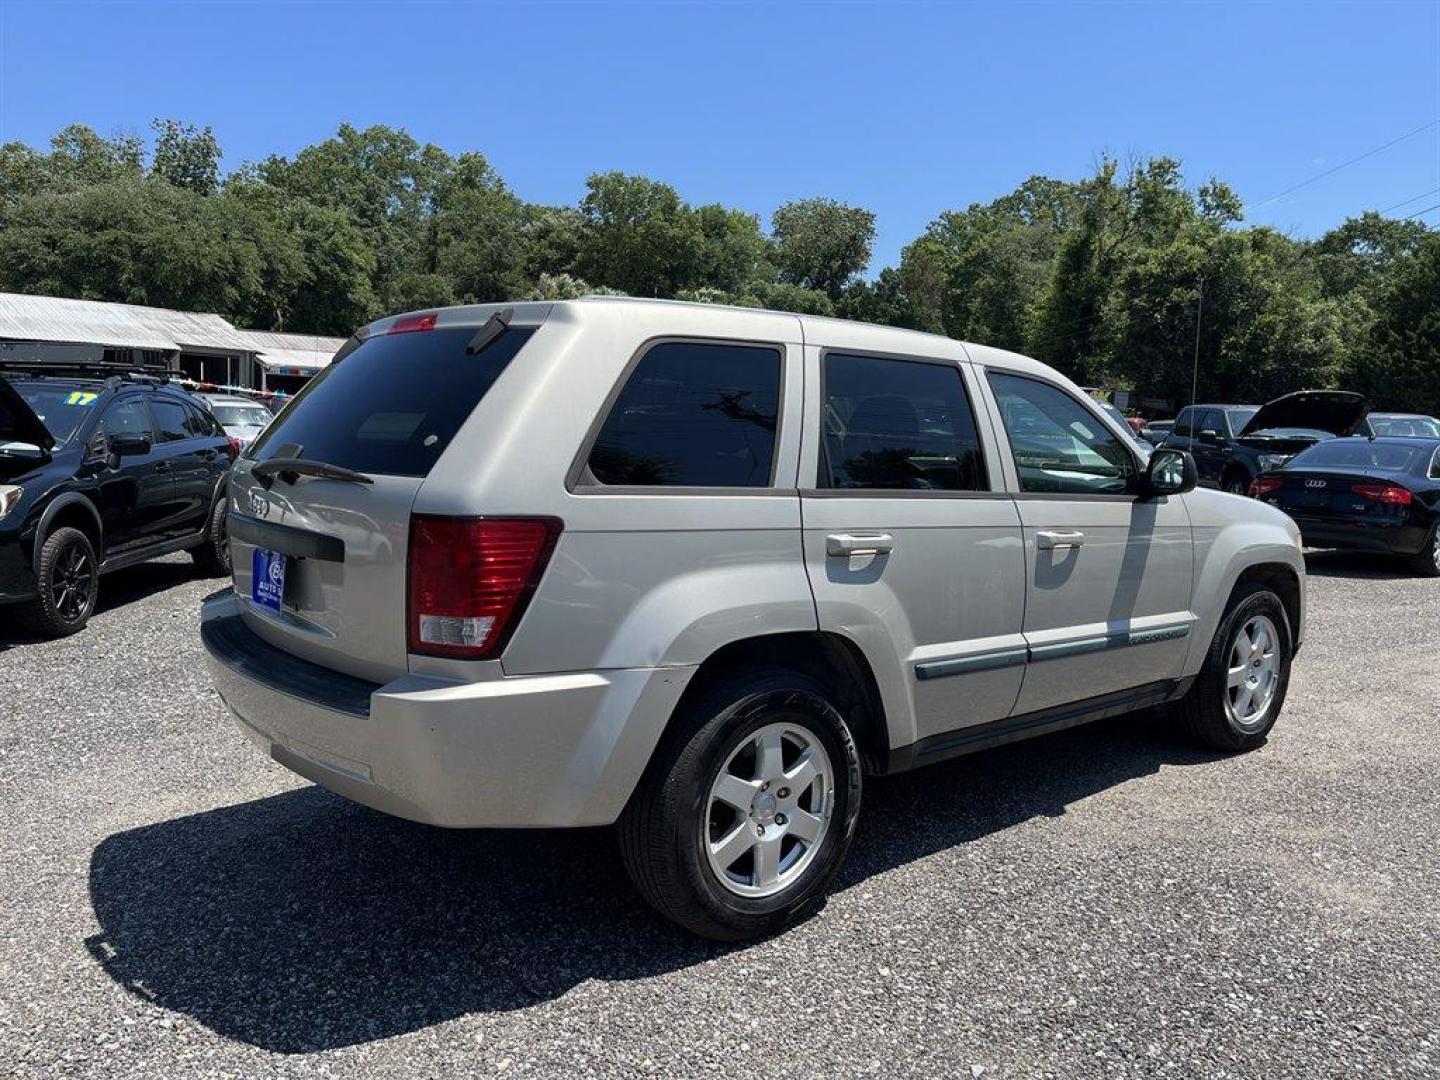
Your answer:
[248,326,534,477]
[823,354,987,491]
[103,399,152,437]
[150,398,191,442]
[587,341,780,487]
[1172,408,1194,438]
[987,372,1136,495]
[1198,409,1224,438]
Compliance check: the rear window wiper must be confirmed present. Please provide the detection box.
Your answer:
[466,308,514,355]
[252,457,374,487]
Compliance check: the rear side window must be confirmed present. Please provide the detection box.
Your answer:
[247,326,534,477]
[1172,408,1194,438]
[822,353,987,491]
[987,372,1136,495]
[150,398,192,442]
[586,341,781,487]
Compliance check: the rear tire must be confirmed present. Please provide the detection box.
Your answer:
[1175,583,1292,751]
[1408,524,1440,578]
[619,666,863,942]
[1222,472,1250,496]
[21,527,99,638]
[191,495,231,577]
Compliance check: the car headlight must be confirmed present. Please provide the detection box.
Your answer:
[1257,454,1290,471]
[0,485,22,520]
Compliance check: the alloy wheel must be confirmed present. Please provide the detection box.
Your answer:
[703,722,835,898]
[1224,614,1281,731]
[50,541,95,623]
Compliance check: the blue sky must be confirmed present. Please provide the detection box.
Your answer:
[1,1,1437,271]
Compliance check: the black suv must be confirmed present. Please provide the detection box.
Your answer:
[1,363,236,637]
[1160,391,1370,495]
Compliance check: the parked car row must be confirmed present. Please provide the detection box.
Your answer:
[0,362,277,635]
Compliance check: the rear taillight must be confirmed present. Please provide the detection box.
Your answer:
[407,516,561,660]
[1351,481,1413,506]
[386,311,438,335]
[1250,476,1282,498]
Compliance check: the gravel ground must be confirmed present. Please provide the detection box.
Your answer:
[1,551,1437,1079]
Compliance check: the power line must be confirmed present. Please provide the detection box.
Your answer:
[1251,119,1440,209]
[1401,203,1440,220]
[1380,187,1440,214]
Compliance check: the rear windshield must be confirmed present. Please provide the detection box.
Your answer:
[246,326,533,476]
[211,403,272,425]
[1291,440,1426,471]
[1370,415,1440,438]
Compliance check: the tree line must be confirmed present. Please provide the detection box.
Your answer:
[1,120,1435,411]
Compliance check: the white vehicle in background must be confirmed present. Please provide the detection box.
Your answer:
[199,394,275,451]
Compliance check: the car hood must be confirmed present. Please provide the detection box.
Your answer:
[0,378,57,450]
[1238,390,1368,439]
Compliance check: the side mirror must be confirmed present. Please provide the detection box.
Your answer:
[109,432,153,457]
[1142,448,1197,498]
[1197,429,1221,445]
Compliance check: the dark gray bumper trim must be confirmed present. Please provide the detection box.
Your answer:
[202,602,378,717]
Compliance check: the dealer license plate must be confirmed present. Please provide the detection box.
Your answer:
[252,548,287,612]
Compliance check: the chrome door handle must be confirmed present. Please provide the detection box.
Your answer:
[826,533,894,557]
[1036,529,1085,551]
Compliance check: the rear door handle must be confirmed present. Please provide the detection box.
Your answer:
[154,461,173,472]
[1036,529,1085,550]
[826,532,894,557]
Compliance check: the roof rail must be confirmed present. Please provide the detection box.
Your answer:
[0,358,172,385]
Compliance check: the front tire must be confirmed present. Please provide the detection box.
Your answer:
[619,666,863,941]
[21,527,99,638]
[1176,584,1293,751]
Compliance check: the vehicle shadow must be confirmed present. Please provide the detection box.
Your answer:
[86,709,1222,1054]
[1302,549,1417,580]
[0,556,219,651]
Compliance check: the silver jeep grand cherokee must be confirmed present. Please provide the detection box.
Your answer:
[202,298,1305,940]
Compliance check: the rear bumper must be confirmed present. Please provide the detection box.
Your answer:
[200,591,695,827]
[1294,517,1430,556]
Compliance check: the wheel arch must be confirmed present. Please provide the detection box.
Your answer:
[662,631,890,775]
[34,493,103,567]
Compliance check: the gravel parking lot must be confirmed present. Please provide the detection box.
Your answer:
[1,553,1437,1078]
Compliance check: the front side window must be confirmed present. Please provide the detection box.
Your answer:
[822,353,987,491]
[1171,408,1195,438]
[1198,409,1224,440]
[102,399,153,438]
[987,372,1137,495]
[150,398,192,442]
[587,341,781,487]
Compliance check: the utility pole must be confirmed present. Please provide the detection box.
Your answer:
[1190,275,1205,411]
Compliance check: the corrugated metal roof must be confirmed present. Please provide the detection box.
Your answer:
[0,292,257,353]
[0,292,180,351]
[240,329,345,373]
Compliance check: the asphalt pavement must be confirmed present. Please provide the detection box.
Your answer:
[1,551,1436,1078]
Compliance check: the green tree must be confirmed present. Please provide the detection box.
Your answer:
[150,119,221,195]
[575,171,704,296]
[771,197,875,299]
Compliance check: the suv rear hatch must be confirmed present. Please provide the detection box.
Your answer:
[228,313,536,682]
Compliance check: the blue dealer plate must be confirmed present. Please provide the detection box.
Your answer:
[252,548,287,612]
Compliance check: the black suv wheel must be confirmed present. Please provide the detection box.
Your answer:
[191,495,231,576]
[23,527,99,638]
[619,666,863,941]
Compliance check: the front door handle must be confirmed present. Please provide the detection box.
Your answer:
[827,532,894,557]
[1036,529,1084,551]
[154,461,173,473]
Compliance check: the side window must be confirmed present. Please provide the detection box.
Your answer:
[586,341,781,487]
[986,372,1137,495]
[1172,407,1195,438]
[150,398,191,443]
[1198,409,1224,439]
[101,399,153,438]
[822,353,987,491]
